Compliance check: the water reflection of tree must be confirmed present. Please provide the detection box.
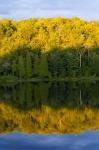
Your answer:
[0,81,99,110]
[0,82,99,134]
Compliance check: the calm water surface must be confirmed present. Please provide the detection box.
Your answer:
[0,81,99,149]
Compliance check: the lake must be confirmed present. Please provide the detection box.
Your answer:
[0,81,99,149]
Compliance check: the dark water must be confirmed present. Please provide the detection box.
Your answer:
[1,81,99,109]
[0,81,99,149]
[0,131,99,150]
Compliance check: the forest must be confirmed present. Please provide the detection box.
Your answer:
[0,17,99,81]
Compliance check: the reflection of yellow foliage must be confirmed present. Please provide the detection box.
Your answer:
[0,103,99,134]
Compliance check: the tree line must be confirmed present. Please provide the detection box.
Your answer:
[0,17,99,80]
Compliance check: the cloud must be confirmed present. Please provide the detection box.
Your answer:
[0,0,99,20]
[0,131,99,150]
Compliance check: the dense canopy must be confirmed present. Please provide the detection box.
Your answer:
[0,17,99,80]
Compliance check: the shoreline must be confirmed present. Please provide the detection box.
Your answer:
[0,77,98,84]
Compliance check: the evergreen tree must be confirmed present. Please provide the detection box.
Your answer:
[33,54,40,77]
[18,55,25,79]
[12,60,17,76]
[38,53,50,78]
[25,52,33,79]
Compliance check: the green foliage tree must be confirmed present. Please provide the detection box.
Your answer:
[38,53,50,78]
[33,54,40,77]
[18,55,26,79]
[25,52,33,79]
[12,60,17,76]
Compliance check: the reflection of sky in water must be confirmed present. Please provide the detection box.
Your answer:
[0,131,99,150]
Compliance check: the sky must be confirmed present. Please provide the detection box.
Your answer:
[0,0,99,20]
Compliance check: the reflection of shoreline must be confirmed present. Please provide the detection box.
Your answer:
[0,81,99,134]
[0,76,99,84]
[0,81,99,110]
